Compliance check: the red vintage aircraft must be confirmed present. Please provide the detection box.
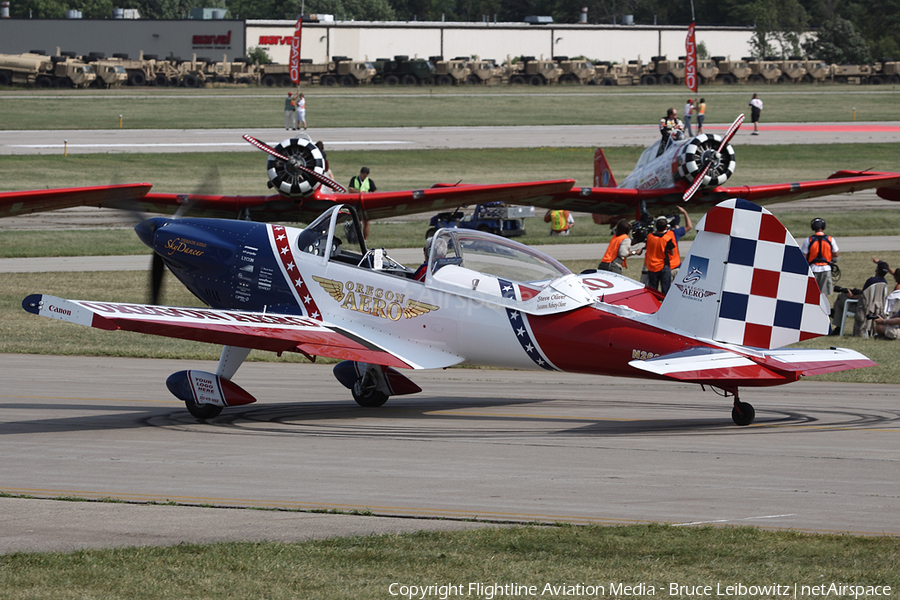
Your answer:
[2,120,900,224]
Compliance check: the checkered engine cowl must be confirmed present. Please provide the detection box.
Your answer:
[677,134,736,187]
[266,138,326,198]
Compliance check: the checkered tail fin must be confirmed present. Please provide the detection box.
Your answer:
[654,198,831,349]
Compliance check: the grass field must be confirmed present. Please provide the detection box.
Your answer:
[1,523,898,599]
[3,86,899,573]
[0,85,898,130]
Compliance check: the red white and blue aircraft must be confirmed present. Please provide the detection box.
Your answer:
[3,120,900,224]
[23,195,874,425]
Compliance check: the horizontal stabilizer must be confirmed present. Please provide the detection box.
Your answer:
[630,345,875,383]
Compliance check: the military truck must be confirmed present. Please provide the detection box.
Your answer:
[745,58,783,83]
[553,56,596,84]
[594,61,636,86]
[712,56,752,84]
[89,59,129,88]
[507,56,563,85]
[831,64,871,84]
[645,55,678,84]
[0,51,95,88]
[778,58,807,83]
[802,60,831,83]
[870,59,900,84]
[372,55,435,85]
[429,56,471,85]
[330,56,376,86]
[467,59,505,84]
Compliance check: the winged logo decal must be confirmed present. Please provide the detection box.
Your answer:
[403,299,440,319]
[313,276,346,303]
[313,276,440,321]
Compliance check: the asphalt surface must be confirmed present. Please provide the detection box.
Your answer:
[3,121,900,553]
[2,355,899,554]
[3,121,900,155]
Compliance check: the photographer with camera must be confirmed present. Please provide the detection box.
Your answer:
[832,260,892,337]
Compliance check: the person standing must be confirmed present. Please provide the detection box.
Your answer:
[349,167,376,239]
[749,93,763,135]
[683,98,694,137]
[657,108,684,156]
[696,98,706,135]
[800,217,839,296]
[544,209,573,236]
[644,216,677,294]
[295,93,307,130]
[284,92,296,130]
[599,219,639,274]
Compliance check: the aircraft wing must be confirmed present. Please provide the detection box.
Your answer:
[136,180,578,223]
[22,294,463,370]
[0,183,153,218]
[712,170,900,204]
[629,346,875,386]
[520,170,900,217]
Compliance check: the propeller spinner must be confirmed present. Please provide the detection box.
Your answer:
[243,135,347,195]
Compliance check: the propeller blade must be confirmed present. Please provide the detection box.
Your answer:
[242,135,348,193]
[150,253,165,305]
[683,113,745,203]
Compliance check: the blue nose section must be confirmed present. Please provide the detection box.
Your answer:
[134,217,170,248]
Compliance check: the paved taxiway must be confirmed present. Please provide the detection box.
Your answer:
[2,354,899,553]
[3,122,900,155]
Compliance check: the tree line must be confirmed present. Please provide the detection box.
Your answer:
[9,0,898,64]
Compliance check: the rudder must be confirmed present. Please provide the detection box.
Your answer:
[654,198,830,349]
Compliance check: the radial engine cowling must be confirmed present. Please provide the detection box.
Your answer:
[266,138,326,198]
[676,134,736,188]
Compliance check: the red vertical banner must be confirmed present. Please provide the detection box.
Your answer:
[685,22,698,93]
[289,17,303,85]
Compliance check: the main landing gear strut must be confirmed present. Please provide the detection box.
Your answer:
[706,385,755,426]
[728,388,755,426]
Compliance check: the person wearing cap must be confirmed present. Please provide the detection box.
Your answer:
[644,215,677,294]
[831,259,892,336]
[800,217,839,296]
[349,167,377,239]
[599,219,639,274]
[684,98,694,137]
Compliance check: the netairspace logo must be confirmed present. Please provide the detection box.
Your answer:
[387,581,894,600]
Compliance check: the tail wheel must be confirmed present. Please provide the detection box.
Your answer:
[677,134,736,188]
[731,400,755,426]
[266,138,326,198]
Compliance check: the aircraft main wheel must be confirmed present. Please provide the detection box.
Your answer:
[185,398,223,420]
[352,381,389,408]
[731,401,755,426]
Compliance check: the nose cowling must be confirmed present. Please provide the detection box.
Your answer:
[134,217,171,249]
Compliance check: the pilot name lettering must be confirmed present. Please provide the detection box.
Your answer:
[164,237,206,257]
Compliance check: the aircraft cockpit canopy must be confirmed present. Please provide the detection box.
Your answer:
[295,204,367,262]
[429,228,571,286]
